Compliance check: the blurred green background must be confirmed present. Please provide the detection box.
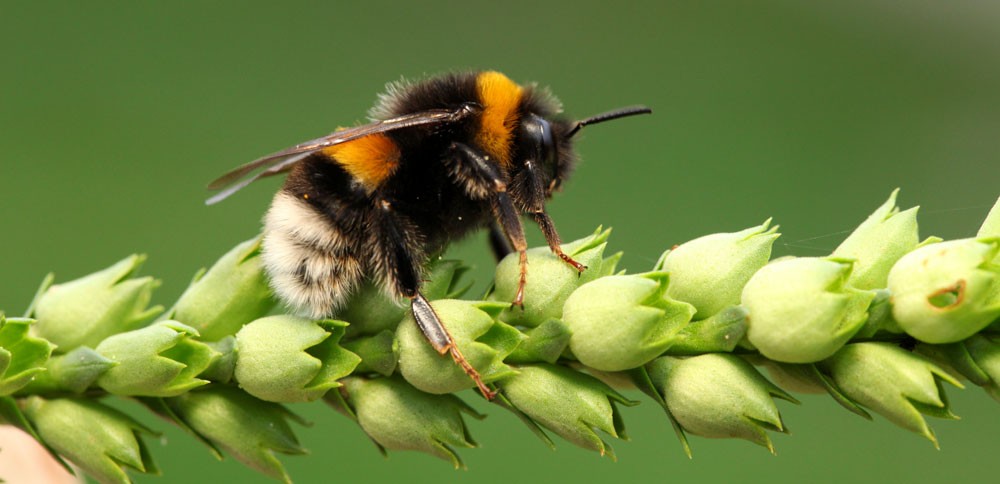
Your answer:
[2,1,999,482]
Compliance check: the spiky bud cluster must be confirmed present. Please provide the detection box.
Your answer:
[1,193,999,483]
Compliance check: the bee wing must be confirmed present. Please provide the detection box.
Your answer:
[205,105,479,205]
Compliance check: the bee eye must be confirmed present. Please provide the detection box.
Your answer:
[522,113,555,165]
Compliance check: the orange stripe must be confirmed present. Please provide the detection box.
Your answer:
[476,71,523,167]
[321,134,400,189]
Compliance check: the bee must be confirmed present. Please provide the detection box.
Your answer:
[207,71,650,399]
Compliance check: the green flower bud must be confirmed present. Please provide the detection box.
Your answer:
[0,316,54,395]
[22,346,114,394]
[965,334,1000,401]
[497,364,635,459]
[918,335,1000,402]
[751,359,828,394]
[978,196,1000,237]
[235,316,361,402]
[742,257,874,363]
[667,306,748,355]
[659,219,779,319]
[342,329,397,376]
[168,237,276,341]
[506,318,572,364]
[157,386,307,482]
[888,238,1000,343]
[332,376,481,468]
[644,355,795,454]
[819,342,962,446]
[832,189,920,290]
[397,300,522,394]
[33,255,163,351]
[342,259,471,337]
[494,228,612,327]
[95,321,217,397]
[563,272,695,371]
[24,396,159,484]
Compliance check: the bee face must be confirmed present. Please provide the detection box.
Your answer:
[207,70,650,398]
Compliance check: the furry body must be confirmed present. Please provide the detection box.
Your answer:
[260,71,576,317]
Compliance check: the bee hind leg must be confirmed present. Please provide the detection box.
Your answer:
[410,292,497,400]
[375,197,497,400]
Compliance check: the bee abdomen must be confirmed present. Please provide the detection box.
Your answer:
[262,192,363,318]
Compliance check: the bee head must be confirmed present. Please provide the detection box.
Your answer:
[516,106,652,197]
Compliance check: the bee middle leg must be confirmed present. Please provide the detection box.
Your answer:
[374,198,497,400]
[449,142,529,307]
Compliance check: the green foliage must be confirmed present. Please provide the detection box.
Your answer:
[2,191,1000,483]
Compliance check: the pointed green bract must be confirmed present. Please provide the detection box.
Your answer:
[168,237,276,341]
[888,238,1000,343]
[645,354,795,454]
[235,316,361,402]
[32,255,163,352]
[0,316,54,396]
[742,257,874,362]
[494,227,613,327]
[833,189,920,290]
[95,321,217,397]
[660,219,779,319]
[978,196,1000,237]
[24,396,159,484]
[564,272,695,371]
[396,300,522,394]
[333,376,481,468]
[497,363,635,459]
[819,342,962,447]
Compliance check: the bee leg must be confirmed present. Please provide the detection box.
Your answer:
[376,197,496,400]
[449,142,529,307]
[532,211,587,273]
[410,292,497,400]
[519,156,587,274]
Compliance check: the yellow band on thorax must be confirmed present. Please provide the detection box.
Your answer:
[476,71,523,167]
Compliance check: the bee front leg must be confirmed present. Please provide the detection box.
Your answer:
[532,211,587,273]
[516,155,587,274]
[449,142,530,307]
[375,198,497,400]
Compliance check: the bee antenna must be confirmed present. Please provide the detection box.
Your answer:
[567,105,652,138]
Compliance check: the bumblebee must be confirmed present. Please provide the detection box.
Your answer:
[208,71,650,399]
